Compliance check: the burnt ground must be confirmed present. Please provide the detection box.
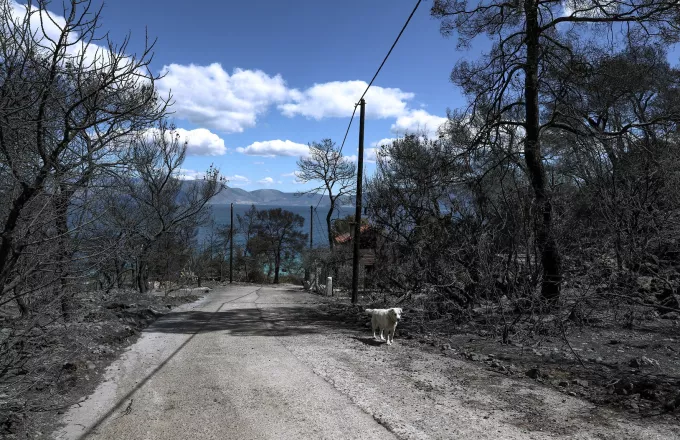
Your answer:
[321,290,680,426]
[0,286,209,439]
[3,282,680,438]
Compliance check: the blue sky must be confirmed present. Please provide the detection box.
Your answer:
[89,0,467,192]
[23,1,680,193]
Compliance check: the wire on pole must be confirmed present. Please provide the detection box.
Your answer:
[338,0,422,156]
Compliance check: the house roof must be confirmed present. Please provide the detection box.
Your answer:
[334,223,371,244]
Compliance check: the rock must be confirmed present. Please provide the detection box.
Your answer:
[636,276,653,292]
[558,380,569,387]
[440,343,452,351]
[466,352,489,362]
[613,379,635,395]
[664,393,680,412]
[572,379,589,387]
[62,362,77,372]
[86,361,96,370]
[629,357,660,368]
[490,361,504,369]
[525,367,541,379]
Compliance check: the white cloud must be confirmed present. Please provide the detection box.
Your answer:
[253,161,265,165]
[8,2,143,79]
[391,110,448,137]
[282,171,305,184]
[280,81,414,119]
[175,168,203,180]
[237,140,309,157]
[225,174,250,187]
[345,147,380,164]
[142,127,226,156]
[257,177,275,186]
[371,138,397,148]
[174,128,226,156]
[157,64,290,133]
[365,148,379,163]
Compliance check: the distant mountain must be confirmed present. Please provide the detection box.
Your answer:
[208,186,334,207]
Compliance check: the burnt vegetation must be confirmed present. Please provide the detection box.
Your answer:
[351,0,680,418]
[0,0,224,434]
[1,0,680,435]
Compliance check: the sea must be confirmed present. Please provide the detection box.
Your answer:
[204,204,357,247]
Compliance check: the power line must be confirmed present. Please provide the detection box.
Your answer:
[338,105,358,156]
[314,208,325,236]
[338,0,422,156]
[359,0,422,103]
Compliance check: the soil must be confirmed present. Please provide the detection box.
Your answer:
[0,286,209,439]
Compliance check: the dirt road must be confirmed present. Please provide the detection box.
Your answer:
[54,285,679,440]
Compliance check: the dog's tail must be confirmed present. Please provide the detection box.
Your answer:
[365,309,374,315]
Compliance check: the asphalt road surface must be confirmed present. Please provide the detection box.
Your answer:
[55,285,394,440]
[54,284,680,440]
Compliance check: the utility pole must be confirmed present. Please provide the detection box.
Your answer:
[229,202,233,284]
[351,98,365,304]
[305,205,313,282]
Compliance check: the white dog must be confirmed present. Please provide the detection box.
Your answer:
[365,308,402,345]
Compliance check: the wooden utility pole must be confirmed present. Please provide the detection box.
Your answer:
[351,98,365,304]
[310,205,313,249]
[305,205,313,282]
[229,202,233,284]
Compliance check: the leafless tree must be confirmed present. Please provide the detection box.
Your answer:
[296,139,356,249]
[0,0,169,315]
[432,0,680,305]
[115,121,224,293]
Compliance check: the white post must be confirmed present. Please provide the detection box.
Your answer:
[326,277,333,297]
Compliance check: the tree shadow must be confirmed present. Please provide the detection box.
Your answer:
[77,303,360,438]
[144,305,359,337]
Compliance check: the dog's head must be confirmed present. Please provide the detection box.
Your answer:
[388,308,403,322]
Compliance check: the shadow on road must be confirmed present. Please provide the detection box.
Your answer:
[144,305,360,337]
[352,336,385,346]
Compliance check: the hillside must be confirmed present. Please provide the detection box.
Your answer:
[208,186,332,206]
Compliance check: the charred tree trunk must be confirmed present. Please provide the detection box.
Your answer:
[326,199,335,250]
[524,1,561,306]
[273,248,281,284]
[55,186,75,321]
[137,259,149,293]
